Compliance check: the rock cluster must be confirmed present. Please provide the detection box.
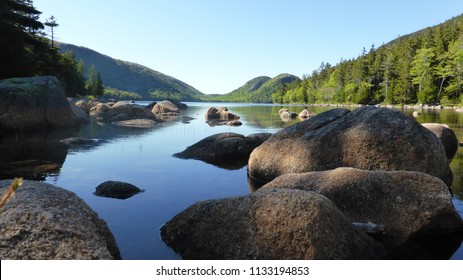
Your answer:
[162,106,463,260]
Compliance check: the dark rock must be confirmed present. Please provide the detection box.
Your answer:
[0,133,71,180]
[60,137,98,146]
[174,132,271,169]
[146,101,157,110]
[422,123,459,161]
[161,188,386,260]
[0,76,81,133]
[205,107,240,120]
[94,180,143,199]
[0,180,121,259]
[248,107,453,187]
[261,168,463,259]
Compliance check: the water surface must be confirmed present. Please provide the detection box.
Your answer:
[1,102,462,259]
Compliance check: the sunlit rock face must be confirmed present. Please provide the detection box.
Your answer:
[248,106,453,187]
[0,180,121,259]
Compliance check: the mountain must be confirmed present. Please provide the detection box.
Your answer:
[211,74,300,103]
[58,43,205,101]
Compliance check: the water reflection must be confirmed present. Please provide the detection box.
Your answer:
[1,102,462,260]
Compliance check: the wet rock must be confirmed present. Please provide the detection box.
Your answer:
[0,180,121,259]
[422,123,459,161]
[94,180,143,199]
[248,107,453,187]
[161,188,386,260]
[261,168,463,259]
[68,100,90,125]
[174,132,271,169]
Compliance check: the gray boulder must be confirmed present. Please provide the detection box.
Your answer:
[174,132,271,169]
[0,180,121,259]
[261,168,463,258]
[421,123,459,161]
[94,180,143,199]
[68,100,90,125]
[248,107,453,187]
[0,76,81,133]
[161,188,385,259]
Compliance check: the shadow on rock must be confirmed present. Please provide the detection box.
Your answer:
[173,132,271,170]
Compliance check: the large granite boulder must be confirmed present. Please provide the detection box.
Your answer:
[0,76,81,133]
[68,100,90,125]
[248,107,453,187]
[421,123,459,161]
[279,108,297,121]
[173,132,272,169]
[0,180,121,259]
[261,168,463,259]
[161,188,385,259]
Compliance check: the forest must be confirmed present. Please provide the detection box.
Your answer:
[273,14,463,106]
[0,0,103,97]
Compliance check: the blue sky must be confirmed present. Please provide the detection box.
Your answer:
[34,0,463,94]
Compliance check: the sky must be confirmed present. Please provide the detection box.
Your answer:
[33,0,463,94]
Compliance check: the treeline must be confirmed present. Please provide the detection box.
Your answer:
[274,14,463,105]
[0,0,104,97]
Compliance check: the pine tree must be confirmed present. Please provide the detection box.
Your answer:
[86,65,104,96]
[0,0,50,78]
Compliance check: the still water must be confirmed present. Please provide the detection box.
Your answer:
[1,102,462,259]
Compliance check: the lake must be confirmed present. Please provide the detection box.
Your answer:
[1,102,462,259]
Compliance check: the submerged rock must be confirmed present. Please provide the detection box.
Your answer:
[94,180,143,199]
[0,180,121,259]
[261,167,463,258]
[174,132,271,169]
[248,107,453,187]
[161,188,386,259]
[111,119,158,128]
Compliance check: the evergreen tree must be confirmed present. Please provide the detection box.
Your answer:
[0,0,49,78]
[86,65,104,96]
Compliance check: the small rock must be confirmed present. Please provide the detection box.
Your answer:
[94,181,143,199]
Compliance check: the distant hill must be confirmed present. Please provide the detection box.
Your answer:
[58,43,205,101]
[211,74,300,103]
